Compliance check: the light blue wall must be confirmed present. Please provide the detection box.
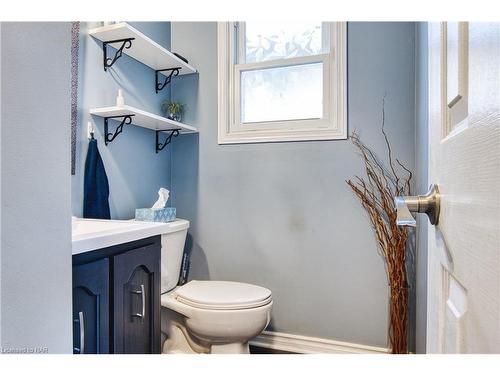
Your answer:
[415,22,429,354]
[71,22,172,219]
[170,22,416,348]
[1,22,73,353]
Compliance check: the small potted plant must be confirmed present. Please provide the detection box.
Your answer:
[161,101,184,122]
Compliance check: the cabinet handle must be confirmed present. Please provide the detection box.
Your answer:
[131,284,145,321]
[73,311,85,354]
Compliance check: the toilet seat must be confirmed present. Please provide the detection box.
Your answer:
[173,280,272,310]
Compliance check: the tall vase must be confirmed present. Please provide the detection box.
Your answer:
[388,284,409,354]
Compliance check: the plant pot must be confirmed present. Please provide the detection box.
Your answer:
[167,112,181,122]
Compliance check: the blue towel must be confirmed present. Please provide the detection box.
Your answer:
[83,138,110,219]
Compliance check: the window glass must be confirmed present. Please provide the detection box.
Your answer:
[244,22,324,63]
[241,63,323,123]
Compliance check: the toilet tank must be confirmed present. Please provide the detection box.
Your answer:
[160,219,190,294]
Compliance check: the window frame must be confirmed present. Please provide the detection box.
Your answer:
[217,21,347,144]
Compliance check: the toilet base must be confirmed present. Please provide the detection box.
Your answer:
[210,342,250,354]
[163,330,250,354]
[162,323,199,354]
[161,307,251,354]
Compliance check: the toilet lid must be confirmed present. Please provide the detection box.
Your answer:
[174,280,272,310]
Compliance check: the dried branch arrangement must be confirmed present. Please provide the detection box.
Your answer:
[346,100,413,354]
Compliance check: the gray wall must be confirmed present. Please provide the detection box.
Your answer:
[170,22,416,348]
[415,22,429,354]
[1,22,73,353]
[71,22,172,219]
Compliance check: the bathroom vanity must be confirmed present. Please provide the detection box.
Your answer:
[72,218,169,354]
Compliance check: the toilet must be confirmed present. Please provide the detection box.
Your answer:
[160,219,273,354]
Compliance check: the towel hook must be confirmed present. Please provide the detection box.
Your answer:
[87,121,95,139]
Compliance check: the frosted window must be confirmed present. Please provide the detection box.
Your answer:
[241,63,323,123]
[244,22,323,63]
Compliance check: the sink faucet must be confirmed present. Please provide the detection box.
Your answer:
[394,184,440,227]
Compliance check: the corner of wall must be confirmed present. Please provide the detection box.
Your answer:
[414,21,429,354]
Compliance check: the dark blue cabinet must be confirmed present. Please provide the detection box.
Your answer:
[72,258,110,354]
[113,244,161,354]
[72,236,161,354]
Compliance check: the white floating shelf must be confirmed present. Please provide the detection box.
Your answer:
[90,105,198,134]
[88,22,197,76]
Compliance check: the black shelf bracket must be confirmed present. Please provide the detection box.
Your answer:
[156,129,180,153]
[155,67,181,93]
[104,115,134,145]
[103,38,135,71]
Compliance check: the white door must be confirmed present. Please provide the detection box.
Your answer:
[426,22,500,353]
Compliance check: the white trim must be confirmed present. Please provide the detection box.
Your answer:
[235,53,329,72]
[249,331,390,354]
[217,22,231,144]
[440,22,469,137]
[217,22,347,144]
[236,21,246,64]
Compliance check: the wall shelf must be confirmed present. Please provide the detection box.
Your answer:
[89,22,197,92]
[90,105,197,152]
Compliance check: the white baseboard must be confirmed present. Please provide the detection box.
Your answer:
[249,331,390,354]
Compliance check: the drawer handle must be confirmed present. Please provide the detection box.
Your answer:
[131,284,145,321]
[73,311,85,354]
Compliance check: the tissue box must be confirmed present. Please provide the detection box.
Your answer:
[135,207,176,223]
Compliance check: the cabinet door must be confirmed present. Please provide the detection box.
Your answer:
[73,258,110,354]
[113,244,160,354]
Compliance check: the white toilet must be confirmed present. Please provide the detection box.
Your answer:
[160,219,273,354]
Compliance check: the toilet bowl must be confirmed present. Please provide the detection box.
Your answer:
[162,280,273,354]
[159,220,273,354]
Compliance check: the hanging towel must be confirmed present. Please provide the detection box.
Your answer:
[83,138,111,219]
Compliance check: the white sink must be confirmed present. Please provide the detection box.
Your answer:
[72,217,170,255]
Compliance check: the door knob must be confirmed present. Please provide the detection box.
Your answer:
[394,184,440,226]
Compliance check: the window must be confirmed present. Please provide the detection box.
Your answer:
[217,22,347,144]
